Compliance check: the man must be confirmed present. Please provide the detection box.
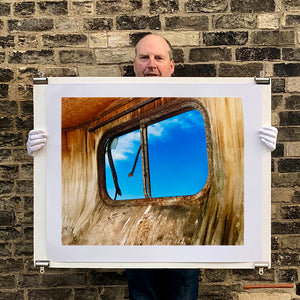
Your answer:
[27,33,278,299]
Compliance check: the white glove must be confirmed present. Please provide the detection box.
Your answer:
[259,125,278,151]
[27,129,47,157]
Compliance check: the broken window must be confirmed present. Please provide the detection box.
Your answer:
[104,109,208,201]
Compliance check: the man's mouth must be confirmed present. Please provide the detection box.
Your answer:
[145,74,159,77]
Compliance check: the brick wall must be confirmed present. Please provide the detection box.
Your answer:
[0,0,299,299]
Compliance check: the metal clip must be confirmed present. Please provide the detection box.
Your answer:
[33,78,48,85]
[35,260,50,274]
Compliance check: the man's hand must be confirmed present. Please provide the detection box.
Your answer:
[259,125,278,151]
[27,129,47,157]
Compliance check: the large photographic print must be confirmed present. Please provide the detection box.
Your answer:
[61,96,244,246]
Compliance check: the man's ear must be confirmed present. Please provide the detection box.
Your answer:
[170,60,175,75]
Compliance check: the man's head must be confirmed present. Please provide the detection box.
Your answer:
[133,34,175,77]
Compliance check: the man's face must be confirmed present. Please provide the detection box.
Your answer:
[133,35,175,78]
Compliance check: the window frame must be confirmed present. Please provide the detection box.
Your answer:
[97,97,213,207]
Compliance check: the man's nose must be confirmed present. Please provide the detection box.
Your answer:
[147,57,156,68]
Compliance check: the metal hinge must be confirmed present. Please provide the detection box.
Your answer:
[35,260,50,274]
[33,78,48,85]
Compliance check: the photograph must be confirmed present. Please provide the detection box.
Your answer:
[61,96,244,246]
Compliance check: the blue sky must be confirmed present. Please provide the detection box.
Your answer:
[105,110,208,200]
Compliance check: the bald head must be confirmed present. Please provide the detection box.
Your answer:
[133,34,175,77]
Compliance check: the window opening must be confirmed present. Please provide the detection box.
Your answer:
[105,109,208,201]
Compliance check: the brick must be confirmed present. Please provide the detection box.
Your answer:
[12,149,32,163]
[108,32,129,47]
[173,64,216,77]
[41,273,87,287]
[44,68,76,77]
[0,36,15,48]
[0,259,23,273]
[71,1,93,15]
[236,47,280,61]
[271,78,285,93]
[0,227,23,241]
[251,31,295,46]
[16,116,33,130]
[27,289,72,300]
[173,49,184,63]
[272,95,282,110]
[24,226,33,240]
[83,18,113,31]
[292,190,300,203]
[88,33,107,48]
[0,149,12,162]
[286,78,300,93]
[17,84,33,99]
[0,292,23,300]
[8,19,54,32]
[117,15,161,30]
[0,101,18,115]
[281,205,300,219]
[14,242,33,256]
[16,180,33,194]
[231,0,275,12]
[204,269,226,282]
[281,236,300,251]
[274,63,300,77]
[38,1,68,15]
[279,111,300,125]
[20,164,33,179]
[0,131,23,147]
[100,286,128,299]
[232,269,275,281]
[283,0,300,11]
[14,2,35,16]
[297,283,300,296]
[203,31,248,46]
[150,0,179,13]
[0,165,18,180]
[286,143,300,157]
[95,49,133,63]
[0,181,14,194]
[163,32,199,46]
[74,288,98,300]
[42,34,87,48]
[185,0,227,12]
[59,50,94,64]
[213,14,256,29]
[0,3,11,16]
[56,19,80,31]
[279,127,300,142]
[90,270,127,285]
[0,68,14,82]
[239,293,291,300]
[284,15,300,26]
[272,221,300,234]
[18,67,40,81]
[278,159,300,173]
[219,63,263,77]
[9,50,54,64]
[272,252,299,266]
[166,16,209,30]
[0,275,15,289]
[189,47,231,62]
[258,14,280,29]
[198,284,242,299]
[17,35,38,49]
[283,48,300,61]
[278,268,298,282]
[96,0,142,14]
[0,52,4,63]
[0,196,22,211]
[0,211,15,226]
[17,274,39,288]
[272,143,284,157]
[78,66,121,77]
